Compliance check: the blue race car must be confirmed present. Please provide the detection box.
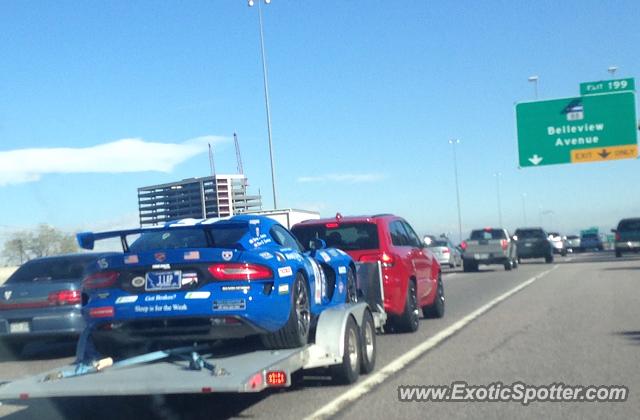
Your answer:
[77,215,358,356]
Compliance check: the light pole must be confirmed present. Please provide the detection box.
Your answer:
[521,193,527,226]
[248,0,278,209]
[528,75,539,99]
[608,66,618,78]
[494,172,503,227]
[449,139,463,244]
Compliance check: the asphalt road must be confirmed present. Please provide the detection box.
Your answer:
[1,252,639,419]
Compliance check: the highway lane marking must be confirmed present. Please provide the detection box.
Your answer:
[306,265,559,420]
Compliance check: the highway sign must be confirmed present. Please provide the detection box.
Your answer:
[580,78,635,95]
[516,91,638,168]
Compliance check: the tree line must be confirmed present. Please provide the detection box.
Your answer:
[2,225,78,265]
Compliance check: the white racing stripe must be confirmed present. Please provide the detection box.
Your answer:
[305,265,559,420]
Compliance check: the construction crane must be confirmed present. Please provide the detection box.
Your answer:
[234,132,244,175]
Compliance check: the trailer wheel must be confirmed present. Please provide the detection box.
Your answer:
[262,273,311,349]
[331,316,361,384]
[360,309,376,374]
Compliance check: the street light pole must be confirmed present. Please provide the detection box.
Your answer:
[528,75,539,99]
[494,172,503,227]
[449,139,463,243]
[249,0,278,209]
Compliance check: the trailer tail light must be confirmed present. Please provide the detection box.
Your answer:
[83,271,120,290]
[359,253,394,267]
[89,306,114,318]
[48,290,82,306]
[500,239,509,250]
[208,263,273,281]
[266,371,287,387]
[460,241,468,251]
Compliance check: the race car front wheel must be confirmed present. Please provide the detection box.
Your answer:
[261,273,311,349]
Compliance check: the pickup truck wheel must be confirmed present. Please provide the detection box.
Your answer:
[545,254,554,264]
[396,281,419,332]
[615,250,622,258]
[463,260,477,272]
[331,316,361,384]
[423,274,445,319]
[503,261,512,271]
[261,273,310,349]
[359,309,376,374]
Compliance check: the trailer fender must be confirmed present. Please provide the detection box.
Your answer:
[312,302,369,364]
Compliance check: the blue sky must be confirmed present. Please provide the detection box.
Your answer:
[1,0,639,245]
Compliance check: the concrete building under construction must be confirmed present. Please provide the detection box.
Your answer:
[137,174,262,226]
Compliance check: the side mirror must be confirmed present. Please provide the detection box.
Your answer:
[308,238,327,251]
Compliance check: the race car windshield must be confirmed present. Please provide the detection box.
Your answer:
[127,227,247,252]
[292,223,379,251]
[6,256,95,284]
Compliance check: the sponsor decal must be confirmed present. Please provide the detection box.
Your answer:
[124,254,139,264]
[221,250,234,261]
[338,281,344,294]
[308,258,323,304]
[248,234,272,248]
[185,291,211,299]
[152,264,171,270]
[154,252,167,262]
[328,249,339,257]
[221,285,250,293]
[285,252,303,262]
[278,284,289,295]
[161,232,171,240]
[278,266,293,277]
[131,276,145,288]
[213,299,246,311]
[259,252,273,260]
[134,303,188,313]
[97,292,110,299]
[275,252,286,263]
[3,291,12,300]
[181,272,198,286]
[184,250,200,260]
[115,295,138,304]
[249,219,260,225]
[97,258,109,269]
[144,294,177,302]
[338,266,347,274]
[319,251,331,263]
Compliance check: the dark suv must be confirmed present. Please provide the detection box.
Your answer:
[514,227,554,263]
[292,214,443,332]
[613,218,640,257]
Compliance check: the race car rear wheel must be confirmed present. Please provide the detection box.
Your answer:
[345,266,358,303]
[261,273,311,349]
[331,315,361,384]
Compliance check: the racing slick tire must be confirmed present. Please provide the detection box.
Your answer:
[345,266,358,304]
[261,273,311,349]
[395,280,420,332]
[359,309,376,374]
[331,316,361,384]
[422,273,445,319]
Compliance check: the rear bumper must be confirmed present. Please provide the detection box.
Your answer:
[615,241,640,252]
[463,255,508,265]
[0,307,84,338]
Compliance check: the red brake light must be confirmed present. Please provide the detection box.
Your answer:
[89,306,114,318]
[208,263,273,281]
[83,271,119,290]
[484,227,493,232]
[615,232,621,241]
[326,222,339,228]
[358,253,394,267]
[266,371,287,387]
[500,239,508,250]
[460,241,468,250]
[48,290,81,306]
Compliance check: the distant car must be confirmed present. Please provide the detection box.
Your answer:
[547,232,567,256]
[513,227,554,263]
[292,214,443,333]
[427,237,462,269]
[0,253,113,354]
[613,218,640,257]
[79,215,357,356]
[580,233,603,251]
[460,227,517,271]
[564,235,581,253]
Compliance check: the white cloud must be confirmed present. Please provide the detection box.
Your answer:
[297,173,385,184]
[0,136,227,187]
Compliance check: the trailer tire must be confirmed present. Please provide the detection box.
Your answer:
[261,273,311,349]
[360,309,376,374]
[331,316,361,384]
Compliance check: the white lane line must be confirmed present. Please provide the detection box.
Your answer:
[305,265,559,420]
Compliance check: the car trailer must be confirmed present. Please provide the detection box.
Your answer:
[0,263,386,400]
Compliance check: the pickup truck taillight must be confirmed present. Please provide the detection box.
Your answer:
[615,232,621,241]
[208,263,273,280]
[359,252,395,267]
[500,239,509,250]
[83,271,120,290]
[460,241,468,251]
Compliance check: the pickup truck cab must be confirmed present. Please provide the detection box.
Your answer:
[461,227,517,272]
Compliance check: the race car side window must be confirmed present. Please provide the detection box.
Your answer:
[270,225,303,252]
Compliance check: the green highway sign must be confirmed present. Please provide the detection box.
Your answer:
[580,78,635,95]
[516,91,638,168]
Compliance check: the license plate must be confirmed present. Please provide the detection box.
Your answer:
[474,253,489,260]
[146,271,182,291]
[9,322,30,333]
[525,243,533,247]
